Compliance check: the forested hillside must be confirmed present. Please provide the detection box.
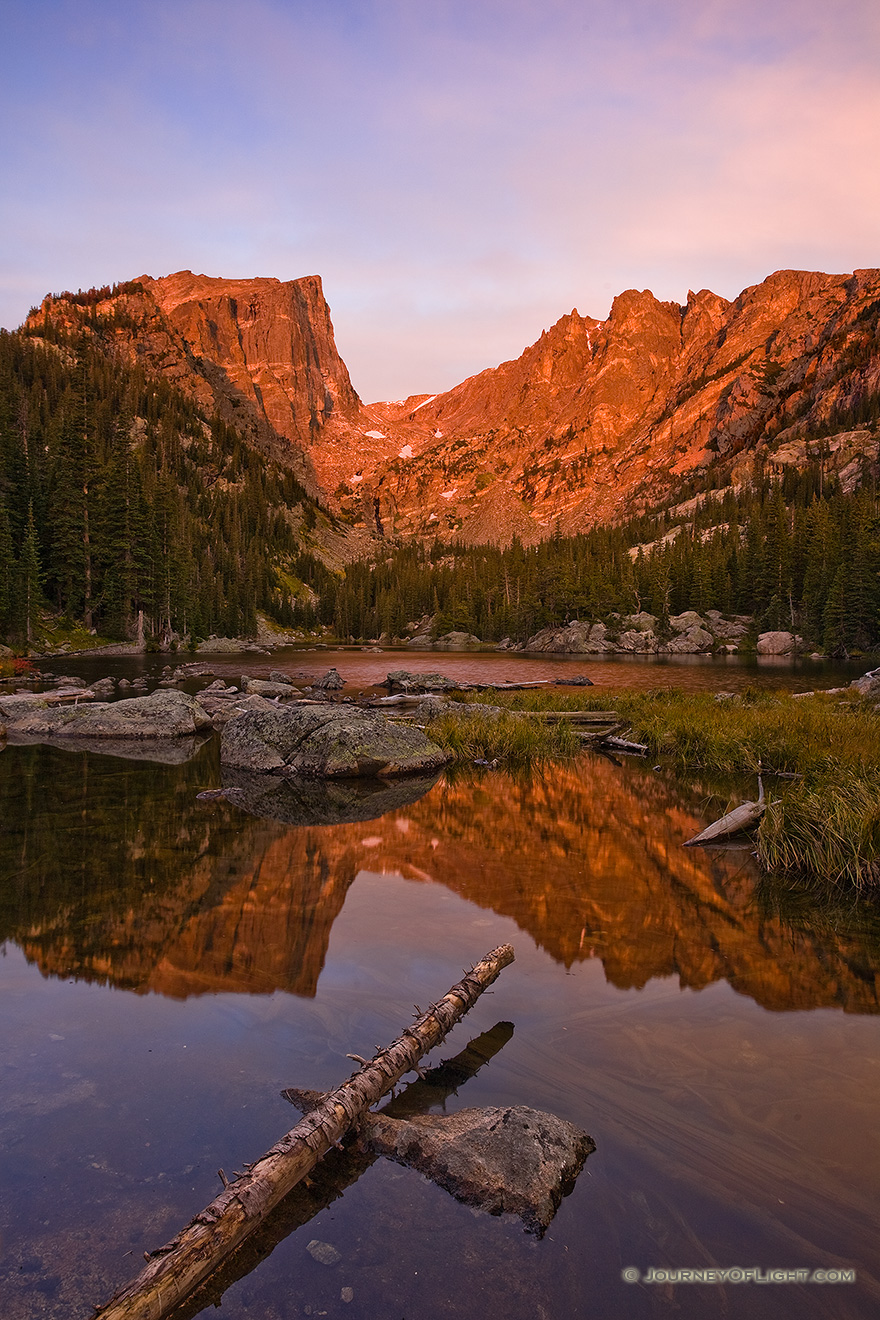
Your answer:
[0,325,331,648]
[310,463,880,654]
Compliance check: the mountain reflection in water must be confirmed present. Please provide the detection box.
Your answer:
[1,740,878,1014]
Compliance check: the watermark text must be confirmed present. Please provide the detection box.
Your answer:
[621,1266,856,1285]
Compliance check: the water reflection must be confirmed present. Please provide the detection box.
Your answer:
[1,742,879,1013]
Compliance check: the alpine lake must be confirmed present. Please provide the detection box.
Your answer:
[2,648,879,1320]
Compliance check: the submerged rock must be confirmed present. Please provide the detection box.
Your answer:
[220,704,451,778]
[364,1105,594,1236]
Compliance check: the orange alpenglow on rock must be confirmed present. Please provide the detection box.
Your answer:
[28,266,880,544]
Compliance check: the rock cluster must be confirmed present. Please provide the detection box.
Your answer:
[520,611,751,655]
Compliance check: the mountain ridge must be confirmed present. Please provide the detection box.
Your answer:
[25,265,880,546]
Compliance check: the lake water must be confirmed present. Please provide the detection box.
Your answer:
[2,652,879,1318]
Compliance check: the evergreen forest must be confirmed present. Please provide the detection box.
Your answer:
[0,326,328,648]
[305,464,880,655]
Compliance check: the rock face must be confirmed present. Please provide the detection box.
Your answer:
[27,272,370,499]
[354,268,880,542]
[4,689,212,738]
[364,1105,595,1235]
[220,705,451,777]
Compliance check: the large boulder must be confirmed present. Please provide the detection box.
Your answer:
[523,621,612,654]
[384,670,462,693]
[757,630,801,655]
[668,610,706,633]
[704,611,750,639]
[852,667,880,697]
[624,611,658,633]
[661,626,714,654]
[617,628,658,653]
[312,667,345,690]
[220,704,451,778]
[241,677,298,698]
[5,689,212,738]
[432,631,483,651]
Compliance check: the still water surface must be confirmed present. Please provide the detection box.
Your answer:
[2,653,879,1318]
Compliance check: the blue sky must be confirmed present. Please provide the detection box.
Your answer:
[2,0,879,400]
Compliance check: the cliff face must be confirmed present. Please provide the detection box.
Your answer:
[27,271,377,498]
[27,265,880,540]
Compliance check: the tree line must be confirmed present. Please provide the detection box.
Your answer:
[304,459,880,654]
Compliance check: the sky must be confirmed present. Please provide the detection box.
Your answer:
[2,0,880,401]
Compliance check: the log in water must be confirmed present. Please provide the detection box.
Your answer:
[93,944,515,1320]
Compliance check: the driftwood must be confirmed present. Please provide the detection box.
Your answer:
[169,1024,516,1319]
[94,945,515,1320]
[683,776,766,846]
[599,735,648,755]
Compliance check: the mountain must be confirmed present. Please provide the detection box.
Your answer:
[22,266,880,550]
[5,751,878,1013]
[356,268,880,543]
[26,272,373,498]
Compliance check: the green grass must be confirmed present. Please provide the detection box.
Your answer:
[425,708,580,764]
[757,772,880,890]
[470,686,880,775]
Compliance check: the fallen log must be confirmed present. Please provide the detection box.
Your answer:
[93,944,515,1320]
[683,776,765,846]
[599,735,648,755]
[171,1024,517,1319]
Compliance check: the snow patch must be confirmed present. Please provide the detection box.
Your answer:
[364,429,386,439]
[440,489,457,500]
[412,395,437,412]
[434,429,443,438]
[398,444,413,459]
[349,474,363,485]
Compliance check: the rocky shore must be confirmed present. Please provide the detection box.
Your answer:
[400,611,807,658]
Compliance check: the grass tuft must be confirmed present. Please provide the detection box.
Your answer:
[425,709,580,764]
